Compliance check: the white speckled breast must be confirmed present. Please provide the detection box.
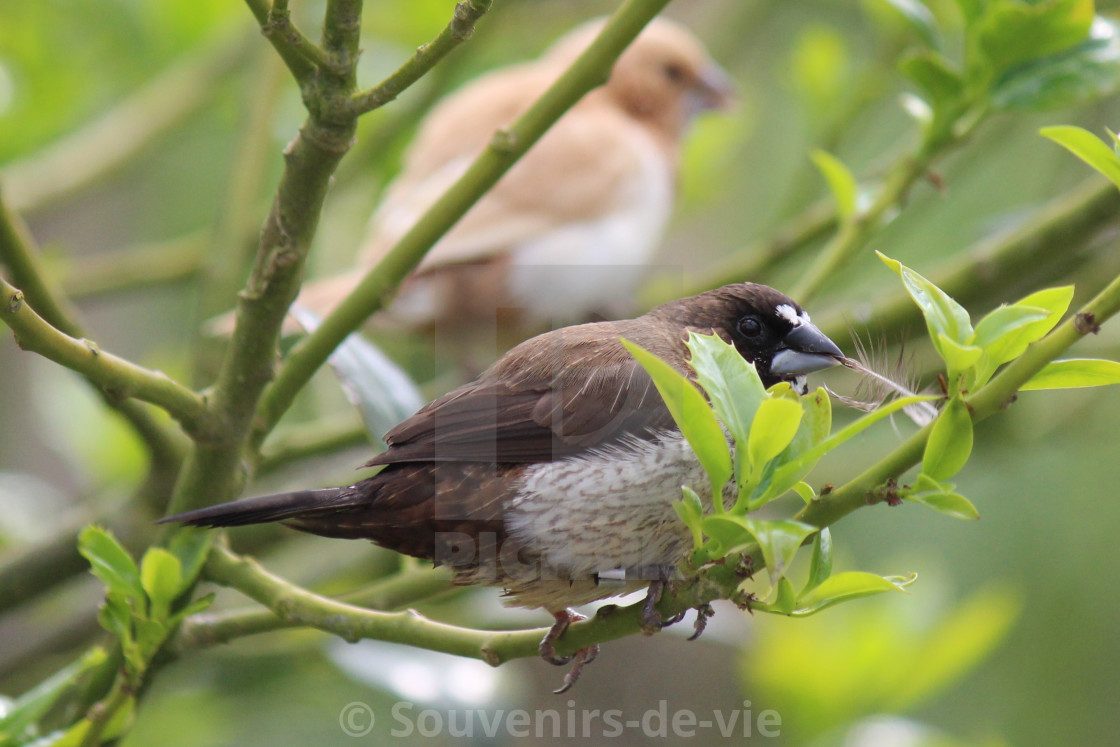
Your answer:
[504,430,729,592]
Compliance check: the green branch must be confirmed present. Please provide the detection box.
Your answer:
[173,565,454,651]
[243,0,331,82]
[0,275,210,433]
[344,0,495,117]
[250,0,675,453]
[0,191,187,466]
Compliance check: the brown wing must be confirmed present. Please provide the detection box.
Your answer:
[366,323,680,465]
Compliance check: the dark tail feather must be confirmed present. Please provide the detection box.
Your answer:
[158,487,360,528]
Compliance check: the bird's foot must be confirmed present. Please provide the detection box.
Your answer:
[639,566,680,635]
[687,603,715,641]
[539,608,599,693]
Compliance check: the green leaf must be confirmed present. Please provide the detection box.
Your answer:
[675,485,705,550]
[1020,358,1120,390]
[1041,125,1120,188]
[140,548,182,620]
[78,526,142,602]
[792,571,915,616]
[769,395,939,491]
[685,332,767,456]
[970,305,1051,350]
[935,332,983,373]
[97,593,132,640]
[870,0,943,48]
[878,252,973,345]
[907,490,981,519]
[922,397,974,481]
[993,17,1120,111]
[167,529,211,594]
[747,397,804,473]
[978,287,1074,381]
[899,51,965,105]
[804,528,833,594]
[811,150,859,221]
[622,338,732,496]
[884,589,1020,710]
[702,516,816,585]
[976,0,1094,76]
[791,481,816,503]
[0,648,107,741]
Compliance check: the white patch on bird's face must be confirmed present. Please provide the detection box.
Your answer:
[775,303,808,327]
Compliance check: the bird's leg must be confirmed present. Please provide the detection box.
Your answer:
[539,608,583,665]
[539,609,599,694]
[639,565,678,635]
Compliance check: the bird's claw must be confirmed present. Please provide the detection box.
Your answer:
[540,609,599,691]
[687,603,715,641]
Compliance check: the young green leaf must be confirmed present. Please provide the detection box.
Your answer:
[675,485,706,550]
[878,252,973,345]
[701,516,816,585]
[804,528,833,594]
[686,332,767,449]
[0,647,107,742]
[747,397,804,474]
[791,481,816,504]
[992,17,1120,111]
[78,526,143,602]
[899,51,964,106]
[976,287,1074,384]
[140,548,182,620]
[874,0,943,48]
[623,339,732,498]
[811,150,859,221]
[922,397,974,482]
[976,0,1094,76]
[792,571,916,616]
[1020,358,1120,390]
[970,305,1051,350]
[936,333,983,373]
[907,490,981,520]
[1040,125,1120,188]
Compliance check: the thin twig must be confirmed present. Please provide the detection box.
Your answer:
[345,0,495,117]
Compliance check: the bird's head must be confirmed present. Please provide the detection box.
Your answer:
[547,18,734,137]
[652,283,843,390]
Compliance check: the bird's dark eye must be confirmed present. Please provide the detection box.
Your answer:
[663,62,685,82]
[738,316,763,338]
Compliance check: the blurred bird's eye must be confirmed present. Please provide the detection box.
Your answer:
[737,316,763,338]
[662,62,685,82]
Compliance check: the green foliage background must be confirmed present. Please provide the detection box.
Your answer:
[2,0,1120,744]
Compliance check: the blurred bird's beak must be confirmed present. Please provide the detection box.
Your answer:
[770,322,844,377]
[694,62,736,111]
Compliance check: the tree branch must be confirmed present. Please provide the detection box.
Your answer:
[0,276,211,433]
[250,0,675,454]
[243,0,331,82]
[344,0,495,117]
[0,190,188,465]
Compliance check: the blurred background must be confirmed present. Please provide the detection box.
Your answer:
[2,0,1119,744]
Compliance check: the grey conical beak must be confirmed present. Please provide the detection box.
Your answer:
[770,322,843,377]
